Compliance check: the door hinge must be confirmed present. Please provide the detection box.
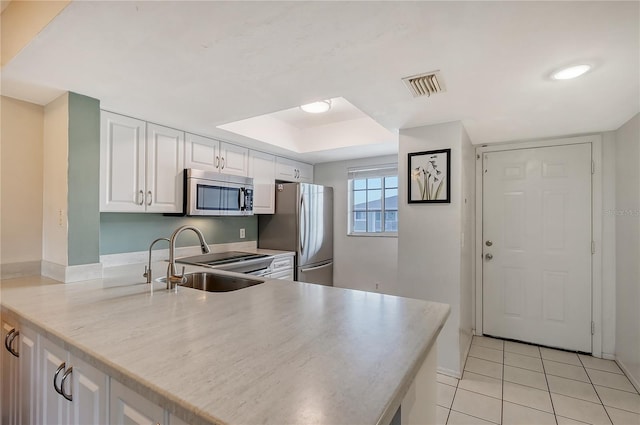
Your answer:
[592,161,595,175]
[592,241,596,254]
[591,321,595,335]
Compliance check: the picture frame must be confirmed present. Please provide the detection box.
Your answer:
[408,148,451,203]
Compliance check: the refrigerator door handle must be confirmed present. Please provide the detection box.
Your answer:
[300,261,333,273]
[300,193,307,255]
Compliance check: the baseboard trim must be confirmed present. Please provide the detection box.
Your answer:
[601,352,616,361]
[41,261,103,283]
[0,261,42,279]
[437,366,462,379]
[616,358,640,393]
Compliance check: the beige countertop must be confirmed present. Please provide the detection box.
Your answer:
[1,263,449,425]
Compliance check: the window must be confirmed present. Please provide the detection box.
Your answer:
[348,165,398,236]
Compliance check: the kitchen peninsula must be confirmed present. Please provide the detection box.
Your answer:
[1,264,449,425]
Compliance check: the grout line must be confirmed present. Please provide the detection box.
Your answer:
[467,354,504,364]
[501,341,505,425]
[591,382,640,395]
[503,400,558,417]
[539,345,559,425]
[578,355,614,425]
[555,415,592,425]
[449,408,501,425]
[446,345,471,425]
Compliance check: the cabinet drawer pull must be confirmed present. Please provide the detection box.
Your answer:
[53,362,66,395]
[138,190,144,205]
[147,190,153,206]
[60,366,73,401]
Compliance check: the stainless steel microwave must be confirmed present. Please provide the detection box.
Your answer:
[185,169,254,216]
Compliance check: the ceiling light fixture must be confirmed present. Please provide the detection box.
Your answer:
[300,100,332,113]
[551,64,591,80]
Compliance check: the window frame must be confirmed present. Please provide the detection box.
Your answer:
[347,166,398,238]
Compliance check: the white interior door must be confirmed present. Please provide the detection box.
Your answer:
[482,143,592,352]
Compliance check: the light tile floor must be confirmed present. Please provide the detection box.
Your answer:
[437,336,640,425]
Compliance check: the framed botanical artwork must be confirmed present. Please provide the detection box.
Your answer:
[408,148,451,203]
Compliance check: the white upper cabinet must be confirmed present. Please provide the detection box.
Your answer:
[249,150,276,214]
[275,157,313,183]
[184,133,249,177]
[145,124,184,213]
[184,133,219,172]
[297,162,314,183]
[219,142,249,176]
[100,111,146,212]
[100,112,184,213]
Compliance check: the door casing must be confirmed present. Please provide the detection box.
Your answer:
[474,135,603,356]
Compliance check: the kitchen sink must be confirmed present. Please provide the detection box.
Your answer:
[156,272,265,292]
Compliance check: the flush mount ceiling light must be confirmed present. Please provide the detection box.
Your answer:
[300,100,332,113]
[552,64,591,80]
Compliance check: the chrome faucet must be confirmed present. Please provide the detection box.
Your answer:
[143,237,170,284]
[166,225,211,290]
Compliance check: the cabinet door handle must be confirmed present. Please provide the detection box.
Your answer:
[138,190,144,205]
[4,328,14,352]
[4,328,19,358]
[8,330,19,357]
[60,366,73,401]
[215,156,220,168]
[147,191,152,206]
[221,157,225,170]
[53,362,66,396]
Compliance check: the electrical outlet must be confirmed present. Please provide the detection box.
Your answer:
[240,228,245,239]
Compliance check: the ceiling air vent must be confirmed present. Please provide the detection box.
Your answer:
[402,71,445,98]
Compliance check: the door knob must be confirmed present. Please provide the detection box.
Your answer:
[485,253,493,260]
[485,240,493,246]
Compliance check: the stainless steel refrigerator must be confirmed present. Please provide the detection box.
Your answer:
[258,183,333,286]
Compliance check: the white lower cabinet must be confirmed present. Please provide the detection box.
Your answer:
[269,254,295,280]
[40,336,69,424]
[40,335,109,425]
[70,354,108,425]
[169,413,190,425]
[2,319,20,425]
[110,379,165,425]
[18,326,38,425]
[5,322,184,425]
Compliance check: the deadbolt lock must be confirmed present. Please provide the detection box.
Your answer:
[485,253,493,260]
[485,240,493,247]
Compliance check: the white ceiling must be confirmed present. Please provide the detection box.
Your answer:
[219,97,396,156]
[1,1,638,163]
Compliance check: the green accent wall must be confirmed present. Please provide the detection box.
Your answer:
[67,92,101,266]
[100,213,258,255]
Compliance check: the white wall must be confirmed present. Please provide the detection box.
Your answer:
[314,155,398,293]
[614,113,640,389]
[601,131,617,358]
[459,126,474,363]
[42,93,69,267]
[397,121,469,376]
[0,96,44,278]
